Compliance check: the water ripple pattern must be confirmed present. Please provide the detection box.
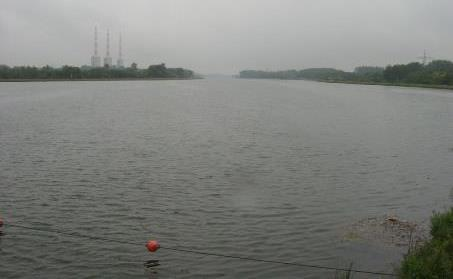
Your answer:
[0,79,452,278]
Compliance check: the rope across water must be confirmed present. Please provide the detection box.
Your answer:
[3,222,396,277]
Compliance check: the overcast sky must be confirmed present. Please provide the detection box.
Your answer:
[1,0,452,74]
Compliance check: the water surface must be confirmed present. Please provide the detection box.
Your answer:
[0,79,452,278]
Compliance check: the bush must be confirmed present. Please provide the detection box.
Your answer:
[431,209,453,241]
[399,209,453,278]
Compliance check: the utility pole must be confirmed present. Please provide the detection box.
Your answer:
[417,50,433,65]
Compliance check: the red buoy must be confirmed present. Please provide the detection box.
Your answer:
[146,240,160,252]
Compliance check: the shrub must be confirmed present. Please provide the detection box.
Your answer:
[399,208,453,278]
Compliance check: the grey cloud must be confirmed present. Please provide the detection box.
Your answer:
[1,0,453,74]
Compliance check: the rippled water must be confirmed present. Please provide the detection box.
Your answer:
[0,79,452,278]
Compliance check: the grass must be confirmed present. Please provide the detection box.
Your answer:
[398,208,453,278]
[334,262,354,279]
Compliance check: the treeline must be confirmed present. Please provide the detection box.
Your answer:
[240,60,453,86]
[240,68,354,81]
[0,63,194,80]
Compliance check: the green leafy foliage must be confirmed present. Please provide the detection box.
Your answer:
[240,68,353,81]
[0,63,194,80]
[240,60,453,86]
[353,66,384,82]
[399,209,453,278]
[431,209,453,241]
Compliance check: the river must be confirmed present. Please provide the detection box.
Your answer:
[0,78,452,278]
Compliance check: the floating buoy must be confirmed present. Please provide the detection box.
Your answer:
[0,217,3,227]
[146,240,160,252]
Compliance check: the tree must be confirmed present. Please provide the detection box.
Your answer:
[147,63,169,78]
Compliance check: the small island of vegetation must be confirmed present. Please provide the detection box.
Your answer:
[240,60,453,90]
[0,63,195,81]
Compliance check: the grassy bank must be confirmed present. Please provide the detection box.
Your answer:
[398,208,453,278]
[319,80,453,91]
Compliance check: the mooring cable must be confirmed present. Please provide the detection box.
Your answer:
[3,222,395,277]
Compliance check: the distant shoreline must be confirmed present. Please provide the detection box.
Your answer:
[318,80,453,91]
[239,77,453,91]
[239,61,453,92]
[0,77,201,82]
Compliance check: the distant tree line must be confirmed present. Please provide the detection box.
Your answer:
[0,63,194,80]
[240,60,453,86]
[240,68,355,81]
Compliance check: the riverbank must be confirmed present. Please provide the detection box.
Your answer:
[399,208,453,278]
[319,79,453,91]
[0,63,196,81]
[239,77,453,91]
[0,77,201,82]
[239,61,453,91]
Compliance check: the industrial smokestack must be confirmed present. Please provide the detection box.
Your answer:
[117,33,124,68]
[103,29,112,67]
[90,26,101,67]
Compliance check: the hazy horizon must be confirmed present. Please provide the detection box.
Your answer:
[1,0,453,74]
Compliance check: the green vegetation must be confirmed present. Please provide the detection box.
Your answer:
[399,208,453,278]
[0,63,194,80]
[240,60,453,88]
[240,68,354,81]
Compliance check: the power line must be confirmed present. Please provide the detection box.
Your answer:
[160,246,395,276]
[3,222,396,277]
